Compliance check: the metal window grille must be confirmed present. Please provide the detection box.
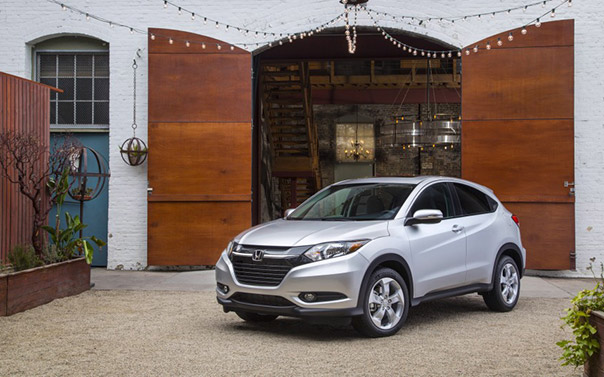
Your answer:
[37,52,109,129]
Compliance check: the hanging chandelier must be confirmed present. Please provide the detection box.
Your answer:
[345,138,371,161]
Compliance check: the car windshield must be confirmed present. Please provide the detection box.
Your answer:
[288,183,416,221]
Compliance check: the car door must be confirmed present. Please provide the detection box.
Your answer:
[451,183,500,285]
[405,183,467,298]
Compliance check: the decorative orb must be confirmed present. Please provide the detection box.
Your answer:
[68,147,110,202]
[120,137,148,166]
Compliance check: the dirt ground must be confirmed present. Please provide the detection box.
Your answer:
[0,290,580,376]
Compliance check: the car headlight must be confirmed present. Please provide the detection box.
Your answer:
[226,241,238,258]
[303,240,369,262]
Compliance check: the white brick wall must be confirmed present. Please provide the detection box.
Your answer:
[0,0,601,273]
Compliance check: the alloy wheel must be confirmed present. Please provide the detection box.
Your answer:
[500,262,519,304]
[368,277,405,330]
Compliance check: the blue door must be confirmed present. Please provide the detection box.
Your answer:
[49,132,109,267]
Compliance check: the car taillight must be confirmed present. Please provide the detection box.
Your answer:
[511,215,520,227]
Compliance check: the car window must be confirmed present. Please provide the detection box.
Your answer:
[453,183,493,215]
[289,183,416,221]
[409,183,454,219]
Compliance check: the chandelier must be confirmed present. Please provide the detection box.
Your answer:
[345,138,371,161]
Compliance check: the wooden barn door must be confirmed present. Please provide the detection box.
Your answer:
[462,20,574,270]
[148,29,252,265]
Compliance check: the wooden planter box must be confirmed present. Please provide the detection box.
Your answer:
[0,257,90,316]
[585,311,604,377]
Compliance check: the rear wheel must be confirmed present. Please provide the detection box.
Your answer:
[352,268,409,337]
[483,256,520,312]
[235,311,278,322]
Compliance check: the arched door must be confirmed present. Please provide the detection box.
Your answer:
[461,20,574,269]
[147,29,252,265]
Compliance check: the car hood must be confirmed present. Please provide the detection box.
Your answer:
[235,219,390,247]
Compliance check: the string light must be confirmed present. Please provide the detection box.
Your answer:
[550,8,556,17]
[508,32,514,41]
[61,3,66,10]
[150,34,155,40]
[486,41,491,50]
[185,40,190,47]
[163,0,167,8]
[85,13,90,20]
[497,37,503,46]
[535,18,542,27]
[521,27,528,35]
[168,38,173,44]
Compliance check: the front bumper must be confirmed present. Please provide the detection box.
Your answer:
[215,250,368,317]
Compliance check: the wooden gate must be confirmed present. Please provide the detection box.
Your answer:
[147,29,252,265]
[461,20,574,269]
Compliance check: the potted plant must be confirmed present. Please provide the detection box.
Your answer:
[70,186,94,201]
[558,258,604,376]
[0,133,106,316]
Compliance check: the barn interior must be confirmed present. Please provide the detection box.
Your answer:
[254,27,462,222]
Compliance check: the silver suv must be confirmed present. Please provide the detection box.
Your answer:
[216,177,525,337]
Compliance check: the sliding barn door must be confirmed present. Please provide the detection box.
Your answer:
[148,29,252,265]
[462,20,574,270]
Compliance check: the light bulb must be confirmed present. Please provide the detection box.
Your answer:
[497,37,503,46]
[191,13,195,20]
[421,51,425,56]
[150,34,155,40]
[215,22,219,29]
[441,53,446,58]
[185,41,190,47]
[163,0,167,8]
[542,1,546,7]
[230,45,235,51]
[130,28,134,34]
[465,49,470,56]
[85,13,90,21]
[536,18,541,27]
[61,4,66,10]
[523,6,528,12]
[427,52,431,57]
[201,42,206,49]
[550,9,556,17]
[413,50,418,56]
[178,7,181,15]
[568,0,572,6]
[168,38,173,44]
[217,44,222,50]
[486,42,491,50]
[508,32,514,41]
[521,27,528,35]
[473,45,478,53]
[203,18,207,25]
[109,22,114,28]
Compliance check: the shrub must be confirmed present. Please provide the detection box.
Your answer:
[7,245,43,272]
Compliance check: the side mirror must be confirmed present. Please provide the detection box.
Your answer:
[284,208,296,218]
[405,209,444,226]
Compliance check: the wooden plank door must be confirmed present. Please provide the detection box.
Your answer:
[461,20,574,270]
[148,29,252,265]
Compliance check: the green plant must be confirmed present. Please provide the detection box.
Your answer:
[7,245,43,272]
[70,186,94,197]
[557,258,604,367]
[41,243,66,264]
[42,212,106,264]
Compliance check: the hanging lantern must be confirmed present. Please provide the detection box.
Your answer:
[120,58,148,166]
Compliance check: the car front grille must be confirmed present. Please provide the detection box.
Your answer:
[231,245,299,287]
[232,259,293,286]
[230,292,294,307]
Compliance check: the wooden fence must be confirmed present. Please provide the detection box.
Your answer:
[0,72,59,263]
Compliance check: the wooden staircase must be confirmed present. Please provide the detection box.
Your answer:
[261,62,321,211]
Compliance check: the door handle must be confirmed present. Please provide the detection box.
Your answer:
[452,225,464,233]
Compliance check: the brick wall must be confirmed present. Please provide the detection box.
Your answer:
[0,0,601,273]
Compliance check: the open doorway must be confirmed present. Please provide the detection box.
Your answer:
[255,27,461,222]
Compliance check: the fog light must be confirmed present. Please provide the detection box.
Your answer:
[302,293,317,302]
[217,283,229,294]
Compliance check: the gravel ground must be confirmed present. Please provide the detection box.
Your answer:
[0,290,580,376]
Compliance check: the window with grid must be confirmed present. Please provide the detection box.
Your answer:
[37,53,109,128]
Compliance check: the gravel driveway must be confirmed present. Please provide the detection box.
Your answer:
[0,290,578,376]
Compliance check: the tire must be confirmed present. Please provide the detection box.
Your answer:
[352,267,410,338]
[483,256,521,312]
[235,311,278,322]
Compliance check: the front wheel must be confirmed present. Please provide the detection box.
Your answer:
[483,256,520,312]
[352,268,409,337]
[235,311,278,322]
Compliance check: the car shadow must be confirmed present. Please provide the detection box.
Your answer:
[224,294,493,341]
